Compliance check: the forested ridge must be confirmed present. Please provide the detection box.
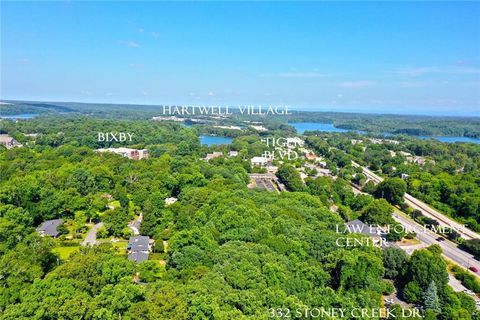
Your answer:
[2,100,480,137]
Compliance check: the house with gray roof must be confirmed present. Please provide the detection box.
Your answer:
[127,235,153,263]
[345,219,379,237]
[128,251,149,263]
[37,219,64,237]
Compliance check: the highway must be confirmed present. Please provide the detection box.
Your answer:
[351,161,480,240]
[393,211,480,279]
[349,183,480,280]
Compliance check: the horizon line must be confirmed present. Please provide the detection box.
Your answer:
[1,98,479,119]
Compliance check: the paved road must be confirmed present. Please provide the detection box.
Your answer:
[81,222,104,246]
[447,274,480,309]
[393,211,480,279]
[403,194,479,240]
[350,183,480,280]
[352,161,480,240]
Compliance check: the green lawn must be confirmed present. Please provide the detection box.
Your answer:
[110,240,128,253]
[53,246,80,260]
[149,252,166,260]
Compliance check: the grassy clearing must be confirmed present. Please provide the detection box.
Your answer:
[53,246,80,260]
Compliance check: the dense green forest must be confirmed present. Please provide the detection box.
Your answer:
[0,115,479,319]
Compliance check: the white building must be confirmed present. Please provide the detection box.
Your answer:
[205,152,223,161]
[96,147,149,160]
[251,156,269,167]
[165,197,178,206]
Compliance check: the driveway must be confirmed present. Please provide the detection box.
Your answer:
[81,222,104,246]
[128,213,143,235]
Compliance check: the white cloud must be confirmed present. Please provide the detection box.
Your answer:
[207,92,215,96]
[119,40,140,48]
[259,71,331,78]
[19,58,30,64]
[398,81,432,88]
[278,71,328,78]
[338,81,376,88]
[151,32,160,39]
[398,66,480,76]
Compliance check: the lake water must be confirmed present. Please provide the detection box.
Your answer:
[199,135,233,146]
[289,122,480,144]
[419,136,480,144]
[289,122,362,134]
[0,113,38,120]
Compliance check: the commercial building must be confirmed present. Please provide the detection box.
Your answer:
[96,147,149,160]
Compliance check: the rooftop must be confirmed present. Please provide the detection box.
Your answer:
[37,219,64,237]
[128,235,150,252]
[128,251,149,263]
[345,219,379,237]
[0,135,15,142]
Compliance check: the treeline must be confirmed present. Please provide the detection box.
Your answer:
[287,111,480,138]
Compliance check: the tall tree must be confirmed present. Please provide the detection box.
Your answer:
[423,281,440,312]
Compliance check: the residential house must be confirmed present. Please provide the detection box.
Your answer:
[228,150,239,157]
[406,155,432,165]
[317,161,328,168]
[0,135,21,149]
[37,219,64,237]
[205,152,223,161]
[345,219,380,238]
[127,235,154,263]
[305,152,317,161]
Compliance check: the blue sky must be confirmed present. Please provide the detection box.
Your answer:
[1,1,479,115]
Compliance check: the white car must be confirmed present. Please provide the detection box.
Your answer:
[463,289,475,296]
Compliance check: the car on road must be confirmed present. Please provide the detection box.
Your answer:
[469,266,478,273]
[463,289,475,296]
[436,237,445,242]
